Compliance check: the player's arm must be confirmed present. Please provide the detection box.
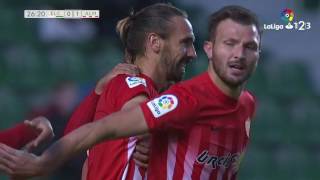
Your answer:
[121,96,151,168]
[0,123,36,149]
[0,116,54,150]
[63,63,140,135]
[0,89,198,178]
[0,96,149,178]
[79,95,149,179]
[63,91,100,135]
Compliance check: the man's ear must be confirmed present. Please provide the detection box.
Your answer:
[146,33,161,54]
[203,40,213,60]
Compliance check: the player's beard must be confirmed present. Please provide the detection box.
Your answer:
[160,46,186,84]
[211,52,255,88]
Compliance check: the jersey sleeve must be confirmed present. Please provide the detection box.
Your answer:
[140,85,199,132]
[63,90,100,135]
[246,91,257,119]
[0,123,37,148]
[106,75,153,108]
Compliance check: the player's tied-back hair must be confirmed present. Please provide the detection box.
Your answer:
[116,3,187,63]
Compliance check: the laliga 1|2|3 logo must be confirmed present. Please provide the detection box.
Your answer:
[264,8,311,31]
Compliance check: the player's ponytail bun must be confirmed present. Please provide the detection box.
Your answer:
[116,16,133,47]
[116,3,187,64]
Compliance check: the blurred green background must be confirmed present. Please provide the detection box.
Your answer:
[0,0,319,179]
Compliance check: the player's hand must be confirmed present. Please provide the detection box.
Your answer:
[133,134,151,168]
[95,63,140,95]
[0,143,45,178]
[23,116,54,152]
[0,145,13,175]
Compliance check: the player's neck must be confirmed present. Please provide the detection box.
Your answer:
[134,56,167,91]
[207,64,243,99]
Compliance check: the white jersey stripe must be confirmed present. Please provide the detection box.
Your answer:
[183,128,202,180]
[133,164,143,180]
[200,166,212,180]
[199,130,216,179]
[219,129,234,180]
[217,168,226,180]
[167,136,178,180]
[121,137,137,180]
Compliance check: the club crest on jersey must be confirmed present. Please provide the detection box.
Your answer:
[147,95,178,118]
[125,77,147,88]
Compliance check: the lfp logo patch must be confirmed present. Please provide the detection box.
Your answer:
[147,95,178,118]
[126,77,147,88]
[281,8,294,22]
[158,96,175,109]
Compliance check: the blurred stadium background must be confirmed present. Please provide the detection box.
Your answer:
[0,0,319,179]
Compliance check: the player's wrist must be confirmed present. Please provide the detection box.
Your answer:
[36,155,51,175]
[39,151,61,175]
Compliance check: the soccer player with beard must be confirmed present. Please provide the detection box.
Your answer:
[0,5,260,180]
[57,3,195,180]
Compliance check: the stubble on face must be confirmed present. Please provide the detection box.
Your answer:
[210,19,259,89]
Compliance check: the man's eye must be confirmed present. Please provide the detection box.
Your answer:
[245,44,257,51]
[224,41,235,46]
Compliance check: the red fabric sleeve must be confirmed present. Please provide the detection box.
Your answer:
[111,75,152,108]
[95,75,152,117]
[0,123,37,148]
[140,85,199,132]
[245,91,257,119]
[63,90,100,135]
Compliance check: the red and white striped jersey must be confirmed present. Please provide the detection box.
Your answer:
[87,74,158,180]
[140,72,256,180]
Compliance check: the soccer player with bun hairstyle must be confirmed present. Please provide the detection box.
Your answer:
[116,3,189,64]
[0,4,261,180]
[47,3,195,180]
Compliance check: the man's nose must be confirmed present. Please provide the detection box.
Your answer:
[187,45,197,59]
[233,45,245,60]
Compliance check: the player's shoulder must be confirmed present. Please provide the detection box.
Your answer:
[183,72,208,86]
[170,72,211,96]
[240,90,257,112]
[160,74,207,105]
[111,74,147,89]
[241,90,256,103]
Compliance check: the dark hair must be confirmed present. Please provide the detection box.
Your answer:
[116,3,187,63]
[208,5,262,40]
